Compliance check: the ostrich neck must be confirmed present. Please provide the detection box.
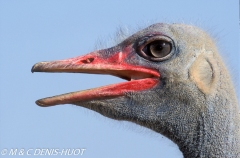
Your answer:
[179,97,240,158]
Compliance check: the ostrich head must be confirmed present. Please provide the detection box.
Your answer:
[32,23,240,157]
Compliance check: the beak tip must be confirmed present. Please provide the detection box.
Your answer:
[36,98,58,107]
[31,66,35,73]
[31,61,48,73]
[36,99,48,107]
[31,63,39,73]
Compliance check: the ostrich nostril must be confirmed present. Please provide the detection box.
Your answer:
[81,57,94,64]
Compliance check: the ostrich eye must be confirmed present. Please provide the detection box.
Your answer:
[143,40,172,58]
[138,36,174,61]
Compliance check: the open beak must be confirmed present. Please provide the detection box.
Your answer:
[31,47,160,107]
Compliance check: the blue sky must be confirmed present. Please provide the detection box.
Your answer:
[0,1,239,158]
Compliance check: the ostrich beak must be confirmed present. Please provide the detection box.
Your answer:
[31,48,160,107]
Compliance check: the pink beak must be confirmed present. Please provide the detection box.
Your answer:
[32,47,160,107]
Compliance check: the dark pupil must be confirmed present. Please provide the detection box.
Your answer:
[148,40,171,58]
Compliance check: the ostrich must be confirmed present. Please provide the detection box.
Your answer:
[32,23,240,157]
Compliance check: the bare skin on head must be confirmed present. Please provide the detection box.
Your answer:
[32,23,240,157]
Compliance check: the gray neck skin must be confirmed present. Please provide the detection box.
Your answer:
[132,79,240,158]
[182,102,240,157]
[135,78,240,158]
[178,95,240,158]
